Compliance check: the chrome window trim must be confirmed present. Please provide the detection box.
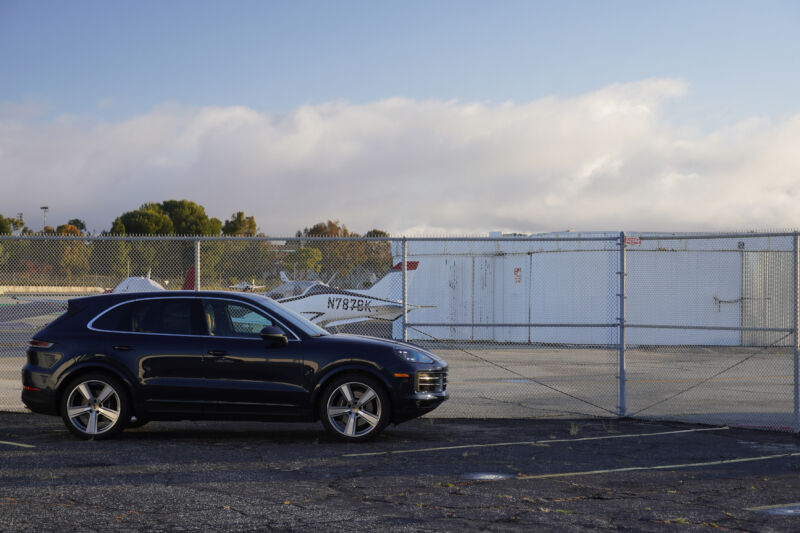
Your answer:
[86,295,302,342]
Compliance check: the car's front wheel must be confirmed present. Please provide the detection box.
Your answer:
[60,373,130,440]
[320,374,390,442]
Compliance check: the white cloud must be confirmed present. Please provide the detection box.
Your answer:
[2,77,800,235]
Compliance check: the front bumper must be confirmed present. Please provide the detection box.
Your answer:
[391,367,449,423]
[393,390,449,423]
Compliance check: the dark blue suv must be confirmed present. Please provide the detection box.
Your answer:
[22,291,448,441]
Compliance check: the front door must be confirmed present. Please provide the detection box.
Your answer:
[200,298,309,416]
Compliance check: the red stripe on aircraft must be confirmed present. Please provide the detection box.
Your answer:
[392,261,419,271]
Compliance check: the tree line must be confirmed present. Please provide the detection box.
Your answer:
[1,200,257,237]
[0,200,392,290]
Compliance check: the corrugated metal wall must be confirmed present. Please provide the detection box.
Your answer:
[401,234,793,346]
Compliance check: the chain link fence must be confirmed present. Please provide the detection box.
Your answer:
[1,233,798,431]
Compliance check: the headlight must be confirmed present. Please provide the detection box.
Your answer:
[395,348,434,364]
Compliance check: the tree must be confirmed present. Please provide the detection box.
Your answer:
[111,200,227,236]
[17,223,92,281]
[159,199,222,235]
[293,222,393,286]
[0,213,24,234]
[296,220,366,280]
[109,217,126,235]
[285,247,322,279]
[118,203,174,235]
[67,219,87,232]
[362,229,392,274]
[111,201,221,280]
[297,220,353,239]
[90,235,130,279]
[56,224,82,236]
[222,212,258,236]
[54,223,90,279]
[57,239,90,280]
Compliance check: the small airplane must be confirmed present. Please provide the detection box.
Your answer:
[229,280,266,292]
[262,261,423,327]
[111,270,166,293]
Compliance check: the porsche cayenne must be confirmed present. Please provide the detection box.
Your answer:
[21,291,448,442]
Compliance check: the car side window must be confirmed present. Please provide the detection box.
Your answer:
[92,302,132,331]
[93,299,199,335]
[202,300,284,338]
[149,300,196,335]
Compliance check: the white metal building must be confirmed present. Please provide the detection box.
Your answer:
[393,232,793,346]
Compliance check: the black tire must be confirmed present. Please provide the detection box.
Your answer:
[60,372,130,440]
[319,374,390,442]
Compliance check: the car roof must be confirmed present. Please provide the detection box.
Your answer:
[70,290,265,307]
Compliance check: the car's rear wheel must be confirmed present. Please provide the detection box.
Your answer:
[320,374,390,442]
[60,373,130,440]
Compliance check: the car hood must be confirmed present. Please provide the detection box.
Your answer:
[319,333,447,366]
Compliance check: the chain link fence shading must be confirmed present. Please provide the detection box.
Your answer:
[1,233,798,432]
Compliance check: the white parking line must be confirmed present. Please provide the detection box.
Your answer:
[517,452,800,480]
[343,426,729,457]
[0,440,34,448]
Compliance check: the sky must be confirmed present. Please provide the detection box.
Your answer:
[1,0,800,236]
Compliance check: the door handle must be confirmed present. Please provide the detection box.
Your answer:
[113,345,133,351]
[208,350,227,356]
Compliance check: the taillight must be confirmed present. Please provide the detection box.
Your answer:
[28,340,54,349]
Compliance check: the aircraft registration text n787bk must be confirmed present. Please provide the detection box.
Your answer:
[327,297,373,313]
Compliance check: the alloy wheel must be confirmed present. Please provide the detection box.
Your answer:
[65,379,122,436]
[325,381,383,438]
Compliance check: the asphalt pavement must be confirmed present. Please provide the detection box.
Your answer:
[2,412,800,531]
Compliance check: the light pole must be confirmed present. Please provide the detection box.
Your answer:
[40,206,49,230]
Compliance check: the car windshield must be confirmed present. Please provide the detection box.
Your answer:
[248,294,329,337]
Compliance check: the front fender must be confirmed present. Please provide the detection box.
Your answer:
[310,361,394,420]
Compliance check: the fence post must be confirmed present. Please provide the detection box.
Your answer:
[618,232,627,418]
[794,232,799,432]
[402,237,408,342]
[194,240,200,291]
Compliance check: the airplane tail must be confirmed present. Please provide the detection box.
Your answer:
[362,261,418,300]
[182,266,196,290]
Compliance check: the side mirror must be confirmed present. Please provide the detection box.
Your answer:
[260,325,288,348]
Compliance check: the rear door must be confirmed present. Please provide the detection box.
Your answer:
[200,297,309,416]
[90,297,208,414]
